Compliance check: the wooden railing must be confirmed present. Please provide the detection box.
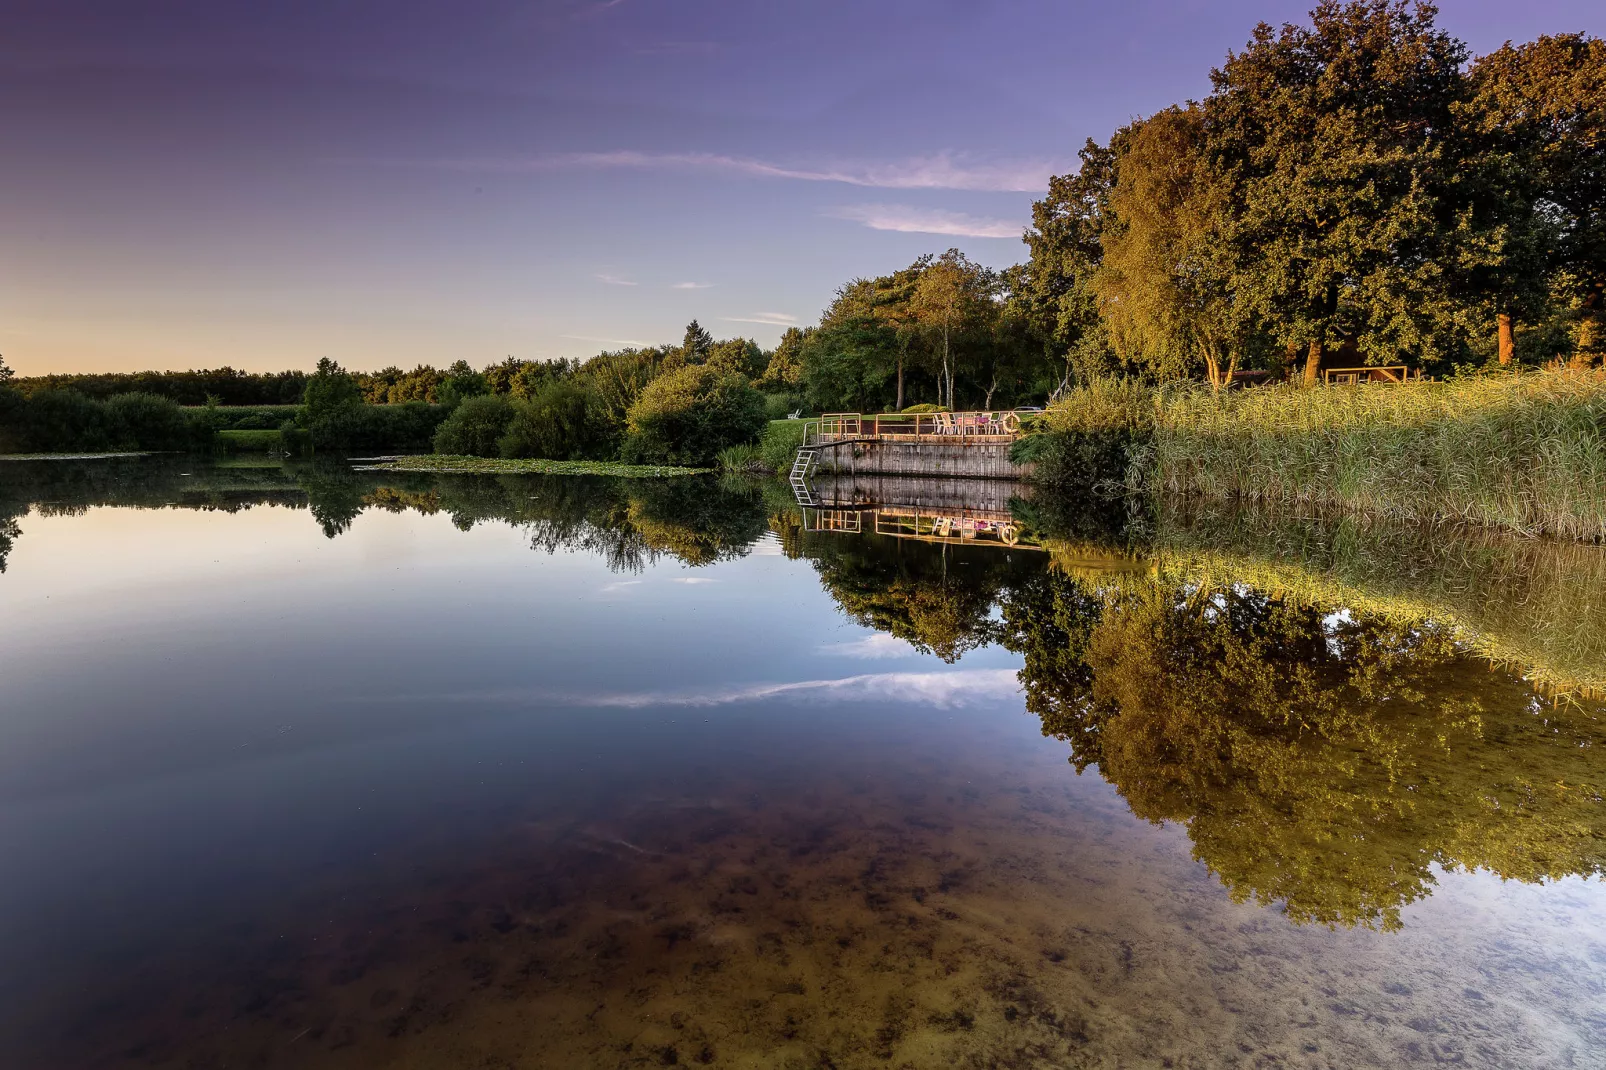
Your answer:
[801,411,1024,447]
[1323,366,1421,385]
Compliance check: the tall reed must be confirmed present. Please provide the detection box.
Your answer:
[1148,369,1606,540]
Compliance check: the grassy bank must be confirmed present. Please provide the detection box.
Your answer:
[216,428,282,452]
[718,419,809,474]
[185,404,300,430]
[366,455,710,477]
[1028,370,1606,541]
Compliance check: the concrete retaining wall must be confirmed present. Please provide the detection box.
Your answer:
[815,440,1033,480]
[811,474,1033,514]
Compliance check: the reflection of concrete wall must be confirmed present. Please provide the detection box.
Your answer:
[812,474,1034,514]
[816,441,1032,480]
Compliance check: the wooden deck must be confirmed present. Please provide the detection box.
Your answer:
[802,411,1024,448]
[791,412,1035,490]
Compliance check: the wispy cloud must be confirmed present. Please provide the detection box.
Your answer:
[573,0,627,18]
[671,281,714,290]
[595,272,637,286]
[827,204,1020,239]
[414,151,1058,193]
[378,668,1021,712]
[579,669,1021,709]
[722,312,797,326]
[817,634,918,659]
[634,41,720,56]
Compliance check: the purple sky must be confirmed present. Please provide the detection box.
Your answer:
[3,0,1601,374]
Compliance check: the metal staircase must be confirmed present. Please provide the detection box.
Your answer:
[789,447,818,505]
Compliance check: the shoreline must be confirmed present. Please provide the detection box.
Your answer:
[359,455,711,477]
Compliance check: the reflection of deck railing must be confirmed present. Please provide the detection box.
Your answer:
[802,506,1039,549]
[801,411,1024,447]
[805,509,862,534]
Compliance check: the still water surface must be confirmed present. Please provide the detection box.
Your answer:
[1,458,1603,1068]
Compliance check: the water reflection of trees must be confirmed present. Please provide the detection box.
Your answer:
[791,527,1042,662]
[0,459,770,573]
[320,467,769,570]
[998,569,1606,930]
[0,456,309,569]
[788,510,1606,930]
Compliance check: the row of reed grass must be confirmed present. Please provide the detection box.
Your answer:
[1038,376,1157,435]
[1143,369,1606,540]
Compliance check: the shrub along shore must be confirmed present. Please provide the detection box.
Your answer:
[1018,369,1606,542]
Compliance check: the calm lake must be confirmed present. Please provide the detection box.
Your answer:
[1,457,1603,1069]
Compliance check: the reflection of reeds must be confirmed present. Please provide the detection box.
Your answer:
[1151,502,1606,697]
[1149,370,1606,540]
[1040,537,1152,587]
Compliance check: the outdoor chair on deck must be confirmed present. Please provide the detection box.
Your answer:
[934,412,956,436]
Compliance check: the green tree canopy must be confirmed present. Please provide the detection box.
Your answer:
[302,357,363,420]
[498,379,613,461]
[680,319,714,366]
[759,327,807,392]
[706,338,766,378]
[431,394,515,456]
[1020,139,1119,386]
[622,363,767,466]
[910,249,996,409]
[437,359,492,407]
[1204,1,1474,377]
[1097,106,1254,384]
[1465,33,1606,361]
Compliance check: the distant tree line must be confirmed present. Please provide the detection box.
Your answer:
[0,354,221,453]
[0,319,790,461]
[7,366,311,405]
[292,320,778,465]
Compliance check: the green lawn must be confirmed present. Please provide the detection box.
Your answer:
[216,429,282,451]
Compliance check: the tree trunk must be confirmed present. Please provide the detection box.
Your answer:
[1203,344,1222,389]
[984,374,998,410]
[895,354,904,411]
[1498,312,1515,365]
[1577,286,1603,365]
[1303,339,1323,384]
[941,325,951,409]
